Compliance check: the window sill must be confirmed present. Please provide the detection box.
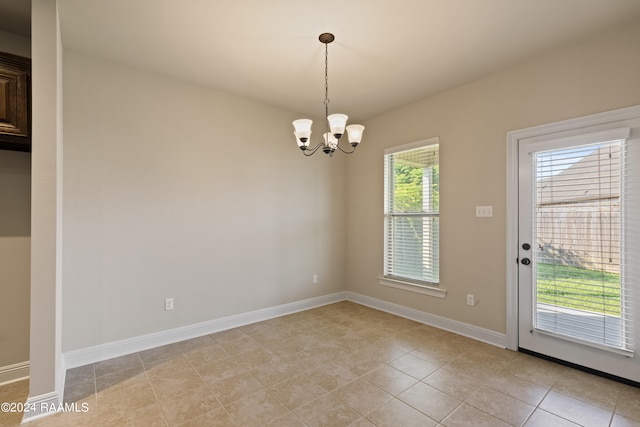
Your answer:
[378,277,447,299]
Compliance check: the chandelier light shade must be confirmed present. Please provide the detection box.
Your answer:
[292,119,313,149]
[293,33,364,157]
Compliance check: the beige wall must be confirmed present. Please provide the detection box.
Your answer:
[62,51,347,351]
[0,19,31,374]
[345,21,640,334]
[0,29,30,57]
[0,151,30,368]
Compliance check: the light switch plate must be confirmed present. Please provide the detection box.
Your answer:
[476,206,493,217]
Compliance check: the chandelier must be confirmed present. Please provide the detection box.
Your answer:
[292,33,364,157]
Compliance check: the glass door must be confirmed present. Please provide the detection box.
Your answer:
[517,128,638,382]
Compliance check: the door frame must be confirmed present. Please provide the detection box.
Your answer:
[505,104,640,353]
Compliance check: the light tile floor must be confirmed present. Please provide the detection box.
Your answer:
[1,301,639,426]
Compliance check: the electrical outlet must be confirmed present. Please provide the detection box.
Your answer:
[313,274,318,284]
[466,294,475,306]
[164,298,174,311]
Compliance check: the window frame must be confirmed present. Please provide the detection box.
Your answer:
[379,137,447,298]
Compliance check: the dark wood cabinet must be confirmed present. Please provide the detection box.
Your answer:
[0,52,31,152]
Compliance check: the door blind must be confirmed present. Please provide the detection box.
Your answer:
[532,139,633,355]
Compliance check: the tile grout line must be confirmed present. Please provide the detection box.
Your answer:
[137,351,172,427]
[179,342,239,427]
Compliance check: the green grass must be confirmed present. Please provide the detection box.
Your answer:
[536,263,621,317]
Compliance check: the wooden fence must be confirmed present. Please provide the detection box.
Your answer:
[536,199,620,274]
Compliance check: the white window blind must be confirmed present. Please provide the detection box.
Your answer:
[384,140,439,285]
[533,139,634,355]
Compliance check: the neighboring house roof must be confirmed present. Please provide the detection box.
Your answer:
[537,143,622,205]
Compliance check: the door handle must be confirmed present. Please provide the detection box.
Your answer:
[521,258,531,265]
[522,243,531,250]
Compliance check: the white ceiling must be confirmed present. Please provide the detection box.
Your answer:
[3,1,640,122]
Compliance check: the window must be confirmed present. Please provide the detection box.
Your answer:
[383,138,440,287]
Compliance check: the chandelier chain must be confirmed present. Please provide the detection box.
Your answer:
[324,41,330,106]
[324,41,330,136]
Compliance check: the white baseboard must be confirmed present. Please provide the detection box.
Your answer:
[0,361,29,386]
[64,290,508,371]
[346,291,508,348]
[64,291,347,369]
[20,391,61,423]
